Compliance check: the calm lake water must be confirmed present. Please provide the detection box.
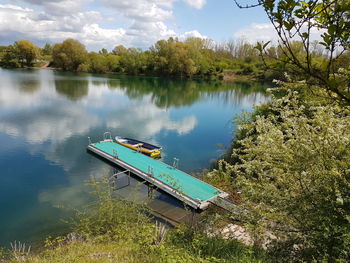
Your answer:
[0,68,270,247]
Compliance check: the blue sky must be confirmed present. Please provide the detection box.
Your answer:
[0,0,276,51]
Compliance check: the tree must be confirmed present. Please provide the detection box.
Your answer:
[211,88,350,261]
[41,43,53,56]
[151,38,198,77]
[13,40,39,67]
[0,45,19,68]
[99,48,108,55]
[52,39,87,71]
[112,45,127,55]
[88,52,109,73]
[235,0,350,104]
[105,54,120,72]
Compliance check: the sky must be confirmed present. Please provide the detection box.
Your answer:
[0,0,277,51]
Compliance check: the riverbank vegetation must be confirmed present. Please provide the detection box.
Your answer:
[206,0,350,262]
[0,179,269,263]
[1,35,342,82]
[0,37,267,80]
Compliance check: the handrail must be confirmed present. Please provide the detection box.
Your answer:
[103,132,112,141]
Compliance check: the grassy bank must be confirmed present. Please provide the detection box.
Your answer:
[0,179,271,263]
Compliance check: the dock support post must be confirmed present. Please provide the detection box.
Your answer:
[172,158,179,169]
[148,185,154,198]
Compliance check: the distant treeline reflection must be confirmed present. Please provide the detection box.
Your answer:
[52,72,270,107]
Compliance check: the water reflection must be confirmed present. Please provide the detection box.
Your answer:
[18,79,41,93]
[0,68,270,247]
[55,79,89,101]
[106,75,270,109]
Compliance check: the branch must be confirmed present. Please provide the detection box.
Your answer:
[233,0,262,9]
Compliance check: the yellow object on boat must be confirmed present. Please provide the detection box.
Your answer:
[115,137,162,158]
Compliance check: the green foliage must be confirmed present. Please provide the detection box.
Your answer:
[211,86,350,261]
[13,40,40,67]
[1,36,303,81]
[70,177,155,244]
[168,226,270,263]
[41,43,52,56]
[112,44,127,55]
[52,39,87,71]
[242,0,350,103]
[0,45,20,68]
[87,52,109,73]
[0,41,39,67]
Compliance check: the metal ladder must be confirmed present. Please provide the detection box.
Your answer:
[103,131,112,141]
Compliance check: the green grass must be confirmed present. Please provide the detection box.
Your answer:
[0,178,273,263]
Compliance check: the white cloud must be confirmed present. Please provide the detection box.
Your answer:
[0,0,208,50]
[101,0,174,22]
[0,5,102,37]
[234,22,324,44]
[182,0,206,9]
[234,23,278,43]
[178,30,207,41]
[16,0,91,15]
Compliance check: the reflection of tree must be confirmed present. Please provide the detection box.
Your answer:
[107,75,271,108]
[18,79,40,94]
[55,79,89,101]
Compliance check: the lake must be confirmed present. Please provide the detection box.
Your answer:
[0,68,270,247]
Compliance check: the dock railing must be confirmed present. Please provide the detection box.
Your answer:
[87,132,230,210]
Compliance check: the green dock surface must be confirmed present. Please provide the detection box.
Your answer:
[92,141,221,202]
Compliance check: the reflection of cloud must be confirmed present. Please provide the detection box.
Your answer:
[0,70,198,146]
[0,105,100,144]
[0,69,54,110]
[107,102,197,136]
[38,166,111,207]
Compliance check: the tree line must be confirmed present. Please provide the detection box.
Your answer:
[2,37,342,82]
[0,37,263,79]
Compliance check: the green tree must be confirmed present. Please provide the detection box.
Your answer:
[0,45,19,68]
[105,54,120,72]
[52,39,87,71]
[151,38,198,77]
[99,48,108,55]
[118,48,147,74]
[41,43,53,56]
[112,45,127,55]
[13,40,39,67]
[236,0,350,103]
[87,52,109,73]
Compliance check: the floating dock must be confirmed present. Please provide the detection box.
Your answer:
[87,138,228,209]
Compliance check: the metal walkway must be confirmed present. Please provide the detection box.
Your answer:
[87,139,228,209]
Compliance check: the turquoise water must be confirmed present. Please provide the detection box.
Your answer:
[93,141,220,202]
[0,68,270,247]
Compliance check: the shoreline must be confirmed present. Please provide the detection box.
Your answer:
[6,63,262,83]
